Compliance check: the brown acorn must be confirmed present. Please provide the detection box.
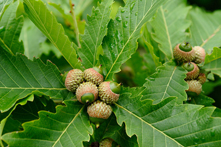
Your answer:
[99,138,113,147]
[65,69,84,92]
[87,100,112,128]
[198,73,207,84]
[76,82,98,104]
[98,81,121,104]
[186,80,202,95]
[84,66,103,85]
[183,62,199,80]
[193,46,206,64]
[173,42,196,63]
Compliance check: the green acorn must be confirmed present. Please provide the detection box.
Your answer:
[186,80,202,95]
[198,73,207,84]
[65,69,84,92]
[193,46,206,64]
[87,100,112,128]
[98,81,121,104]
[173,42,196,63]
[84,65,103,85]
[76,82,98,104]
[183,62,199,80]
[99,138,113,147]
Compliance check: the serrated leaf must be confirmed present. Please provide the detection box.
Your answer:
[23,0,82,69]
[0,0,13,16]
[2,101,93,147]
[100,0,166,80]
[142,61,188,104]
[188,8,221,53]
[114,87,221,147]
[77,0,112,68]
[0,50,74,112]
[150,0,191,60]
[203,47,221,77]
[0,1,24,55]
[187,93,215,106]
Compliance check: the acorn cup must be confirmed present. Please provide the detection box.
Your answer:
[183,62,199,80]
[99,138,114,147]
[98,81,121,104]
[84,65,104,85]
[76,82,98,104]
[186,80,202,95]
[87,100,112,128]
[173,42,196,63]
[193,46,206,64]
[65,69,84,92]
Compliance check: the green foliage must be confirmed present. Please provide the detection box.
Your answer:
[203,47,221,77]
[77,0,113,68]
[0,1,24,55]
[143,61,188,104]
[0,50,73,112]
[150,0,191,60]
[100,0,166,80]
[1,0,221,146]
[188,8,221,53]
[23,0,82,69]
[2,101,93,147]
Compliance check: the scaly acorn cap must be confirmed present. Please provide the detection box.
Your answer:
[65,69,84,92]
[173,42,196,63]
[99,138,114,147]
[76,82,98,104]
[183,62,199,80]
[193,46,206,64]
[198,73,207,84]
[87,100,112,128]
[186,80,202,95]
[99,81,121,104]
[84,66,103,85]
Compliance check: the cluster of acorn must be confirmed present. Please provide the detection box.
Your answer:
[64,66,121,128]
[173,42,206,95]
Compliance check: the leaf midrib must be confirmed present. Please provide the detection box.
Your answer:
[105,0,156,80]
[115,103,183,147]
[52,105,85,147]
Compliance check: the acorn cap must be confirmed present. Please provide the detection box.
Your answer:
[173,43,196,63]
[198,73,207,84]
[87,101,112,127]
[186,80,202,95]
[65,69,84,92]
[84,67,103,85]
[76,82,98,104]
[99,138,114,147]
[183,62,199,80]
[193,46,206,64]
[99,81,120,104]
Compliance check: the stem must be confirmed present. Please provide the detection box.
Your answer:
[69,0,81,48]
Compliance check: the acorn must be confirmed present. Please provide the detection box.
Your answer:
[84,65,103,85]
[198,73,207,84]
[173,42,196,63]
[186,80,202,95]
[99,81,121,104]
[65,69,84,92]
[87,100,112,128]
[193,46,206,64]
[76,82,98,104]
[183,62,199,80]
[99,138,114,147]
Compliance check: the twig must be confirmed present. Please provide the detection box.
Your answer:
[69,0,81,48]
